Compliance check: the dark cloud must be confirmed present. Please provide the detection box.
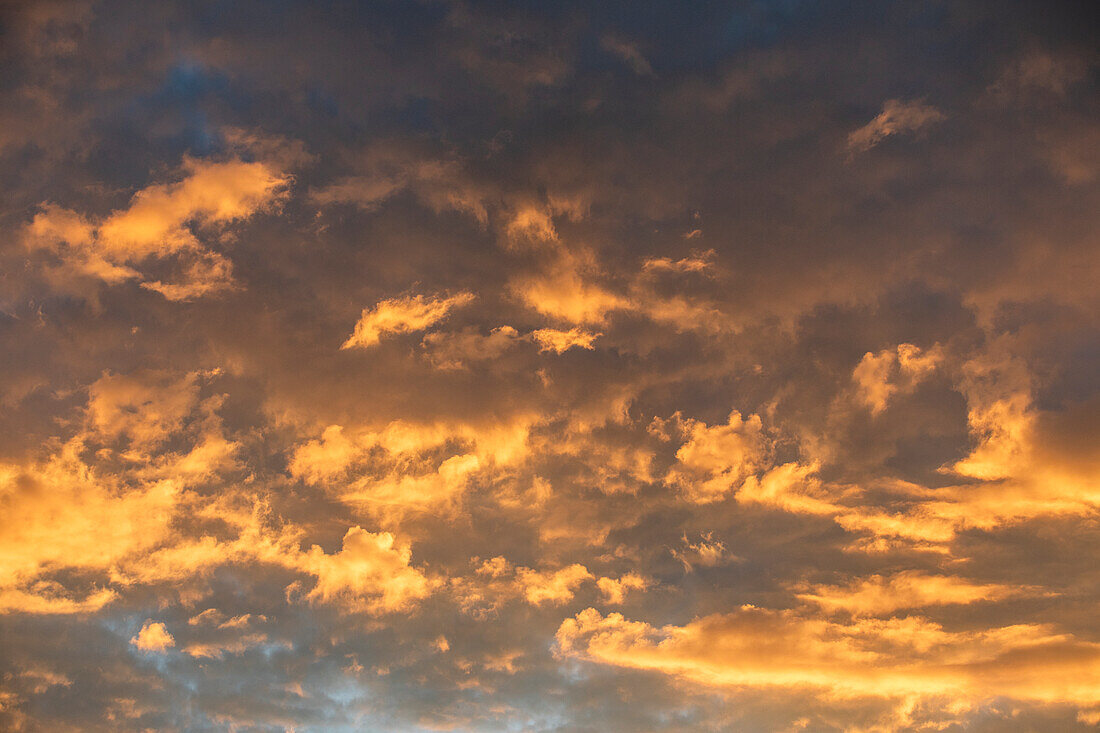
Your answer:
[1,0,1098,730]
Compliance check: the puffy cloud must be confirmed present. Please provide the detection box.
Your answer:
[529,327,600,354]
[286,424,360,484]
[342,292,476,349]
[85,370,200,454]
[24,155,290,299]
[94,157,289,259]
[847,99,946,153]
[510,250,624,325]
[505,204,559,245]
[852,343,942,415]
[664,411,768,503]
[300,527,433,614]
[515,564,593,606]
[596,573,648,604]
[670,533,731,572]
[130,621,174,652]
[287,417,535,525]
[737,461,834,515]
[0,446,182,611]
[3,3,1099,730]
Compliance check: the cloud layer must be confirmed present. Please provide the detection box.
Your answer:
[0,1,1097,731]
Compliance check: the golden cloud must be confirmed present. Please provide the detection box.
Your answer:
[342,292,476,349]
[25,155,290,300]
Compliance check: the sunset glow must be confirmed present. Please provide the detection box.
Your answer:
[1,2,1098,731]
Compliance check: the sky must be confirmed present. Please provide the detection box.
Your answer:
[0,1,1098,731]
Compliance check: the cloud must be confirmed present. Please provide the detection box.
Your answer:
[300,527,433,614]
[529,327,600,354]
[557,606,1100,707]
[737,461,834,515]
[287,417,534,525]
[600,36,653,76]
[130,621,175,652]
[182,634,269,659]
[310,144,492,224]
[510,250,624,325]
[515,564,593,606]
[421,326,520,369]
[664,411,769,503]
[986,50,1090,103]
[596,573,648,604]
[847,99,946,153]
[852,343,942,415]
[795,572,1018,616]
[342,292,476,349]
[86,370,200,454]
[24,155,291,300]
[505,204,559,244]
[0,446,182,612]
[670,533,731,572]
[3,3,1099,730]
[642,250,715,274]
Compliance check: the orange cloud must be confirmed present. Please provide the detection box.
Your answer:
[530,327,601,354]
[515,564,593,606]
[596,573,648,604]
[796,572,1018,616]
[342,292,476,349]
[130,621,175,652]
[665,411,768,503]
[557,606,1100,708]
[852,343,942,415]
[301,527,433,614]
[642,250,715,274]
[671,533,731,572]
[25,155,290,299]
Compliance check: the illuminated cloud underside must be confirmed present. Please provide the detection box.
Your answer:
[0,2,1097,731]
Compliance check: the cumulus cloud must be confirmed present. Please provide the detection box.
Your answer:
[24,155,290,299]
[852,343,942,415]
[596,573,648,604]
[670,533,731,572]
[2,2,1098,730]
[515,564,593,606]
[130,621,175,652]
[664,411,769,503]
[342,292,476,349]
[510,250,624,325]
[287,418,534,526]
[300,527,433,614]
